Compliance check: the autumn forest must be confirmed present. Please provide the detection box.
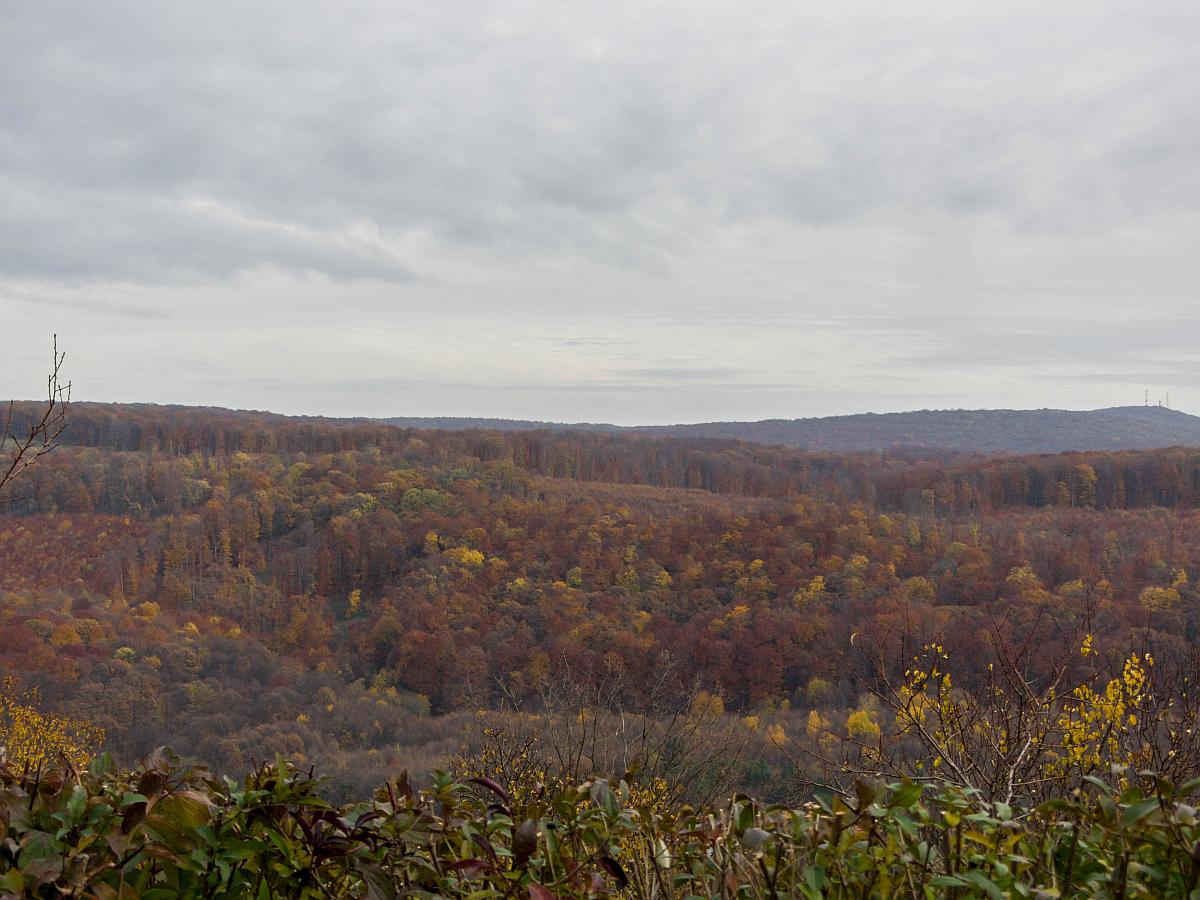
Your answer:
[1,400,1199,805]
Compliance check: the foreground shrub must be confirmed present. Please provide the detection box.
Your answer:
[3,749,1200,897]
[0,676,104,772]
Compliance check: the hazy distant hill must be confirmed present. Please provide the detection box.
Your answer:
[29,403,1198,455]
[381,406,1200,454]
[642,406,1200,453]
[379,416,620,433]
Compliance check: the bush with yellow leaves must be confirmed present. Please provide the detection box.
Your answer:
[839,633,1200,805]
[0,676,104,771]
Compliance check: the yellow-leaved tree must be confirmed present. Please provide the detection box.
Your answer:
[847,634,1200,804]
[0,676,105,770]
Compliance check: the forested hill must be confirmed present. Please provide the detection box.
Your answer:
[5,400,1200,799]
[63,403,1195,455]
[381,416,620,433]
[382,405,1200,454]
[642,405,1200,453]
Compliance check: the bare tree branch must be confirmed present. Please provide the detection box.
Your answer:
[1,336,70,497]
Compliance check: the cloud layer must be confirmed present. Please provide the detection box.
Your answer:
[3,0,1198,421]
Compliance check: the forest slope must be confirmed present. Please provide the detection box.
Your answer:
[644,404,1200,453]
[383,404,1200,454]
[21,400,1200,454]
[3,402,1200,800]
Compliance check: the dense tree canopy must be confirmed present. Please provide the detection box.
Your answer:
[2,404,1200,797]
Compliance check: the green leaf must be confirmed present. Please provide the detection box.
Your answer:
[891,782,923,809]
[959,870,1004,900]
[513,818,538,869]
[804,865,826,893]
[590,781,619,821]
[66,784,88,821]
[930,875,969,887]
[741,828,770,849]
[1176,777,1200,796]
[735,801,754,833]
[1122,799,1160,826]
[18,831,62,865]
[156,791,213,831]
[354,859,395,900]
[0,870,24,893]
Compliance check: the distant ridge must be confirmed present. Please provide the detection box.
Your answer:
[18,402,1197,456]
[380,416,620,433]
[380,406,1200,454]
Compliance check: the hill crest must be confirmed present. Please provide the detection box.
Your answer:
[380,405,1200,454]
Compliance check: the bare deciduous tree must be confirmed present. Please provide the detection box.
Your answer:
[2,336,69,496]
[460,653,747,808]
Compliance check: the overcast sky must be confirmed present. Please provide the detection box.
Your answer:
[2,1,1198,424]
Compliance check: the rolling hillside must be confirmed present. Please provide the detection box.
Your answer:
[382,405,1200,454]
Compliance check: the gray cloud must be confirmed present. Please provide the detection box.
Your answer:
[879,314,1200,371]
[3,0,1199,421]
[618,367,747,381]
[1,285,170,319]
